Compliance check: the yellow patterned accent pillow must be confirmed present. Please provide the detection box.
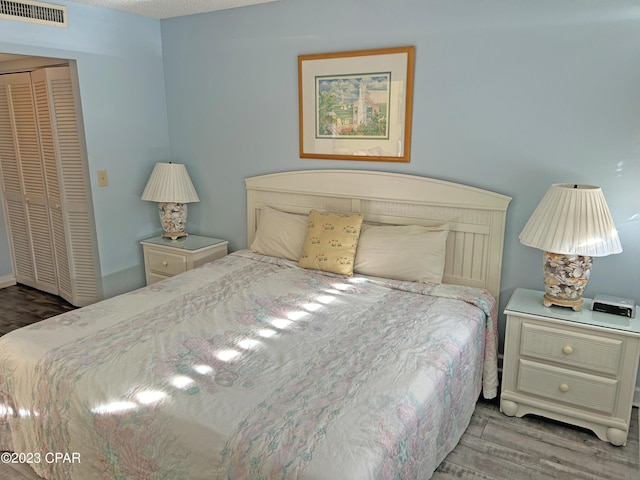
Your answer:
[298,210,364,276]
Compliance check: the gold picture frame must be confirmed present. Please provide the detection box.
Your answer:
[298,46,415,162]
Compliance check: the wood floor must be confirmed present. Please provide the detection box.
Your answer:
[0,284,638,479]
[0,284,74,337]
[434,399,638,480]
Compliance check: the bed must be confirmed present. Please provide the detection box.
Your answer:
[0,170,511,479]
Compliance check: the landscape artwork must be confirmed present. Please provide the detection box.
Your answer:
[315,73,391,139]
[299,46,414,162]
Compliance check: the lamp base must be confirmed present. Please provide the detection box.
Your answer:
[159,202,189,240]
[543,293,583,312]
[542,251,592,312]
[162,231,188,240]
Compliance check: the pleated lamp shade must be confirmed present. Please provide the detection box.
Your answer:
[519,184,622,257]
[141,163,200,203]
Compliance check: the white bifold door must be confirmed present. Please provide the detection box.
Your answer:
[0,65,101,306]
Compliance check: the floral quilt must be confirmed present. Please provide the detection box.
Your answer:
[0,251,498,479]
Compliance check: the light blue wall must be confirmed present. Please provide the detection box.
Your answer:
[161,0,640,346]
[0,1,170,297]
[1,0,639,372]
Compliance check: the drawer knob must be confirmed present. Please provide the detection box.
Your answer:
[162,261,168,267]
[562,346,573,355]
[559,383,570,393]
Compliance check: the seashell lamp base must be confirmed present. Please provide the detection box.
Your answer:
[158,202,189,240]
[541,251,592,312]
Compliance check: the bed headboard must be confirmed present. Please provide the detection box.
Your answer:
[245,170,511,302]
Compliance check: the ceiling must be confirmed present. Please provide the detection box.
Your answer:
[65,0,282,19]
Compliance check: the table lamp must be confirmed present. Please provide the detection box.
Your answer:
[141,162,200,239]
[519,184,622,311]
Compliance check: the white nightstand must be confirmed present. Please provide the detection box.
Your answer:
[501,288,640,446]
[140,235,228,285]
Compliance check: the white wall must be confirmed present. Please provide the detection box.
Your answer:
[0,1,171,297]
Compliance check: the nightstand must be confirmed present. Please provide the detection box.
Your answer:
[140,235,228,285]
[501,288,640,446]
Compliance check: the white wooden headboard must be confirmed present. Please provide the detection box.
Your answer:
[245,170,511,302]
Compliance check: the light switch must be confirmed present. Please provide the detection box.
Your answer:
[97,170,108,187]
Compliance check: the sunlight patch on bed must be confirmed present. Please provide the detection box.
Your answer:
[217,349,242,362]
[331,282,351,291]
[171,376,195,389]
[316,295,336,304]
[287,310,309,321]
[135,390,167,405]
[347,277,366,283]
[0,404,13,416]
[193,364,214,374]
[92,401,137,415]
[302,302,322,312]
[0,405,36,418]
[238,338,261,350]
[258,328,278,338]
[271,318,292,329]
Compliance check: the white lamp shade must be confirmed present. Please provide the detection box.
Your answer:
[519,184,622,257]
[141,163,200,203]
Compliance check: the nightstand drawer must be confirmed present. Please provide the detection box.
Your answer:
[147,249,187,276]
[520,322,623,375]
[141,235,229,285]
[517,359,618,414]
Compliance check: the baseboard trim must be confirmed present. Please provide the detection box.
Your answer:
[0,275,16,289]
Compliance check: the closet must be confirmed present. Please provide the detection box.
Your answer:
[0,65,101,306]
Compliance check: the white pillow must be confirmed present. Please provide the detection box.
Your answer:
[354,224,450,283]
[250,207,308,261]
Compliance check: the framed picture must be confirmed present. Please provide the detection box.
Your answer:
[298,46,415,162]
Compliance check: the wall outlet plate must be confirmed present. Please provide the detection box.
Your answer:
[97,170,108,187]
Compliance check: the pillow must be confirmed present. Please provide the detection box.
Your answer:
[298,210,364,276]
[354,224,449,283]
[249,207,308,261]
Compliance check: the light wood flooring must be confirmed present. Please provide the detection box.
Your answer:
[0,284,638,479]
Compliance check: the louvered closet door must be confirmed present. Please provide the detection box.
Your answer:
[32,67,99,306]
[0,74,34,285]
[0,72,58,294]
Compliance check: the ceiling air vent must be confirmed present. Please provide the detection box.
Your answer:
[0,0,67,27]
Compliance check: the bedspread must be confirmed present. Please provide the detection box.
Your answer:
[0,251,498,479]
